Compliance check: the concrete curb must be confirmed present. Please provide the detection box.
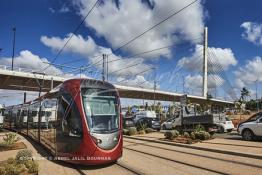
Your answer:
[124,135,262,160]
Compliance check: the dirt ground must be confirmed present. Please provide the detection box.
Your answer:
[1,131,262,175]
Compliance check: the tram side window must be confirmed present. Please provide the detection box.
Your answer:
[58,94,83,138]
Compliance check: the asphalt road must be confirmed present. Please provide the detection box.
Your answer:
[213,131,241,139]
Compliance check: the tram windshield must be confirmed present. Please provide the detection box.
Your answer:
[82,88,119,133]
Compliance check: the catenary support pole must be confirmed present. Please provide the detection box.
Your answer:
[23,92,26,103]
[11,27,16,71]
[102,54,105,82]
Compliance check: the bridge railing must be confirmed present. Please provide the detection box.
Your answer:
[0,64,66,78]
[0,65,41,73]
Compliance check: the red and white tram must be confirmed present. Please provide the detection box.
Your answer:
[3,78,123,165]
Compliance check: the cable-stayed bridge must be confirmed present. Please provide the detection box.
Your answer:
[0,64,233,106]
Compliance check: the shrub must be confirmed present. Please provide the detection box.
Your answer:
[145,128,154,133]
[138,130,146,135]
[4,163,21,175]
[198,131,206,140]
[24,160,39,173]
[186,139,193,144]
[194,131,210,140]
[190,132,196,140]
[164,130,179,140]
[204,132,211,140]
[0,166,6,175]
[16,149,33,164]
[7,158,16,165]
[183,132,190,138]
[2,133,20,147]
[194,131,205,140]
[194,124,205,132]
[128,127,137,136]
[14,164,27,174]
[123,129,129,135]
[136,122,147,131]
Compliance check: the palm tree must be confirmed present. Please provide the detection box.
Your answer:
[240,87,250,102]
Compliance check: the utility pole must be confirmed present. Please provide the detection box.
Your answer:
[12,27,16,71]
[153,67,156,106]
[102,54,106,82]
[23,92,26,103]
[50,77,54,90]
[182,75,185,94]
[107,54,109,81]
[203,27,208,98]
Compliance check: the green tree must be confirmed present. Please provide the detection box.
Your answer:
[240,87,250,102]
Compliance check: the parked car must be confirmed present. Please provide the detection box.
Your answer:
[134,111,161,131]
[161,117,176,130]
[238,112,262,141]
[123,116,135,128]
[134,111,157,123]
[136,117,161,131]
[216,116,235,133]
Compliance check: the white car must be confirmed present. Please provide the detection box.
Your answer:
[216,117,235,133]
[161,118,176,130]
[238,112,262,141]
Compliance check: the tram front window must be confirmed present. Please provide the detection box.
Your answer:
[82,89,119,134]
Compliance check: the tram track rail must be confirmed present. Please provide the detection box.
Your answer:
[73,162,144,175]
[124,135,262,160]
[115,162,144,175]
[123,146,228,175]
[124,139,262,169]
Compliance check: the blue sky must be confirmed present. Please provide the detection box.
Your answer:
[1,0,262,105]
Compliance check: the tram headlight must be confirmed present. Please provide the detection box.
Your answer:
[91,135,102,145]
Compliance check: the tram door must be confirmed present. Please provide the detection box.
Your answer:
[56,92,83,154]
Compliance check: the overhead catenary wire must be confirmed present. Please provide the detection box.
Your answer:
[41,0,100,72]
[164,54,204,93]
[111,0,199,54]
[116,67,155,84]
[42,0,200,82]
[88,41,203,80]
[48,37,202,79]
[207,49,237,100]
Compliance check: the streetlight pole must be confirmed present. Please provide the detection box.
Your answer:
[153,67,156,106]
[12,27,16,71]
[255,80,259,112]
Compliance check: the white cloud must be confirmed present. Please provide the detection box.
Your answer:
[116,75,157,89]
[41,34,98,57]
[59,4,71,13]
[241,22,262,45]
[48,7,55,13]
[234,56,262,88]
[41,33,153,77]
[185,74,224,91]
[177,45,237,73]
[72,0,205,58]
[0,50,63,76]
